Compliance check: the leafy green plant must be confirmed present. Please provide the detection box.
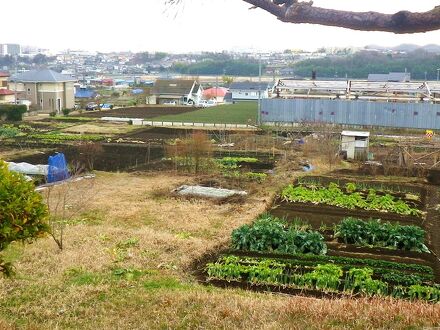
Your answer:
[205,255,439,302]
[334,217,429,252]
[344,267,388,296]
[0,125,21,138]
[281,182,423,217]
[303,264,343,291]
[231,214,327,255]
[0,161,49,276]
[244,172,267,183]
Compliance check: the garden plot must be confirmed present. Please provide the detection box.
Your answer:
[271,176,427,227]
[198,172,440,302]
[198,214,439,302]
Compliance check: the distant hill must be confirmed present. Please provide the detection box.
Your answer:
[365,44,440,54]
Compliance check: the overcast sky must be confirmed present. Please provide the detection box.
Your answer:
[2,0,440,53]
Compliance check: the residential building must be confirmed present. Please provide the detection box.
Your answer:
[152,79,202,105]
[9,69,76,112]
[0,44,21,56]
[229,82,270,101]
[0,72,9,89]
[0,72,15,104]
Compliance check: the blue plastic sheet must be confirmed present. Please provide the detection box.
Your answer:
[47,153,69,183]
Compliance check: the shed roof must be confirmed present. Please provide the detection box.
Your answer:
[10,69,76,83]
[341,130,370,137]
[229,82,269,91]
[153,79,196,95]
[0,72,10,78]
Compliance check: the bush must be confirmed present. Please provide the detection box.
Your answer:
[0,161,49,275]
[62,108,70,116]
[0,105,27,121]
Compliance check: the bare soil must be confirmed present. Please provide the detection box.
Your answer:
[75,106,199,119]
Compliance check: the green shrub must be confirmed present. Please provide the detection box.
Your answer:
[0,161,49,276]
[0,104,27,121]
[62,108,70,116]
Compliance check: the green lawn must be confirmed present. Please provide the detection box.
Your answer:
[151,102,258,125]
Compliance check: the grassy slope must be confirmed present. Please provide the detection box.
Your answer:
[0,172,439,329]
[150,102,258,125]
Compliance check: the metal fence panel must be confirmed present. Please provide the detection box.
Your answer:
[261,99,440,129]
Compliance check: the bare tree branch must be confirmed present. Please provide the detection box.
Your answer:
[243,0,440,34]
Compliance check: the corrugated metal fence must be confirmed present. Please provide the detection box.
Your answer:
[261,99,440,129]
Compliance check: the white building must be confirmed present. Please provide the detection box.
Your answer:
[341,131,370,160]
[229,82,270,101]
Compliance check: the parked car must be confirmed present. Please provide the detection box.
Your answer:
[85,102,99,111]
[99,103,114,110]
[198,99,217,108]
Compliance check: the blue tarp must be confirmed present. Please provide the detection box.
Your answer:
[47,153,69,183]
[132,89,144,95]
[75,88,96,99]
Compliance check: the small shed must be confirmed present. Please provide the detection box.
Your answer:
[341,131,370,160]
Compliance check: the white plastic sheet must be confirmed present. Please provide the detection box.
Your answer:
[7,162,48,175]
[174,185,247,199]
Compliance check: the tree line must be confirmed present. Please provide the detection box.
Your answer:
[291,50,440,80]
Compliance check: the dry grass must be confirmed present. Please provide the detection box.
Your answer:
[0,171,439,329]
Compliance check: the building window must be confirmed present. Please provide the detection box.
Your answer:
[414,111,418,116]
[245,92,249,96]
[27,88,31,95]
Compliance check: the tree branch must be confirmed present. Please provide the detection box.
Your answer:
[243,0,440,34]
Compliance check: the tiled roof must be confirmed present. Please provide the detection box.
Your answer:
[0,72,10,78]
[0,89,15,95]
[10,69,76,82]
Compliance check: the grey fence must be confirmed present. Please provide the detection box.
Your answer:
[261,99,440,129]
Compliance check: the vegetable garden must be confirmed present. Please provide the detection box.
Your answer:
[199,175,440,303]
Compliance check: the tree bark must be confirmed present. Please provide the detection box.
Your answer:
[243,0,440,34]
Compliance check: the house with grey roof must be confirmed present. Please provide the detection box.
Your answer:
[229,82,270,101]
[9,69,76,112]
[152,79,202,105]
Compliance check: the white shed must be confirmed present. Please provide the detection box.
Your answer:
[341,131,370,160]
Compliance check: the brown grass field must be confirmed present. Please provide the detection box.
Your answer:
[0,171,440,329]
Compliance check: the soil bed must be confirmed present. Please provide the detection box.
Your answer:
[75,106,199,119]
[8,143,164,172]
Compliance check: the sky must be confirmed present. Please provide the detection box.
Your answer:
[1,0,440,53]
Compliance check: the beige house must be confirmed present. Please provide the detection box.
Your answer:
[9,69,75,112]
[0,71,15,104]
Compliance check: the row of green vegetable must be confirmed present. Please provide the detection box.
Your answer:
[296,177,422,198]
[280,182,423,217]
[206,256,439,302]
[232,214,429,254]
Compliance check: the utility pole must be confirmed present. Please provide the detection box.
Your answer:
[14,55,17,105]
[437,68,440,82]
[257,54,262,126]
